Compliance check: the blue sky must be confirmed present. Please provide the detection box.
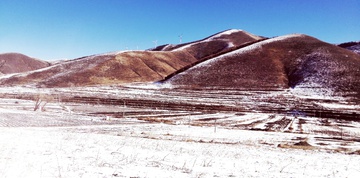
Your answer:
[0,0,359,60]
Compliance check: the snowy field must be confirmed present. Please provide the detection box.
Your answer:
[1,124,360,178]
[0,86,360,177]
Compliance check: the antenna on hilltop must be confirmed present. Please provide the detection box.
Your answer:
[153,40,158,48]
[178,34,183,44]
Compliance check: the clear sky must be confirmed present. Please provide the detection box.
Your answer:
[1,0,359,60]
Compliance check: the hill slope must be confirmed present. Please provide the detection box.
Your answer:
[163,34,360,96]
[0,29,262,87]
[1,30,359,92]
[0,51,197,87]
[0,53,50,74]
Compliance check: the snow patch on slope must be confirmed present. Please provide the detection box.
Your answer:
[94,50,126,56]
[174,29,257,52]
[169,34,305,80]
[206,29,244,40]
[347,44,360,54]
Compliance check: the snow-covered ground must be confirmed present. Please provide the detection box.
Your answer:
[1,122,360,178]
[1,86,360,177]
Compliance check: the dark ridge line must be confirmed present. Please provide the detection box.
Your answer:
[157,38,269,83]
[338,41,360,48]
[150,44,171,51]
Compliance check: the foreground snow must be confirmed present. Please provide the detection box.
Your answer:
[0,123,359,178]
[0,86,359,177]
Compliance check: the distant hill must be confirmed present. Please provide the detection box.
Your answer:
[0,29,262,87]
[0,51,197,87]
[0,53,50,74]
[338,41,360,54]
[163,34,360,96]
[1,29,359,97]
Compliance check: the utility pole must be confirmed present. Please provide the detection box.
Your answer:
[178,34,183,44]
[153,40,158,48]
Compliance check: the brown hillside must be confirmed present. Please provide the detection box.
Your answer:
[0,51,197,87]
[0,29,262,87]
[0,53,50,74]
[152,29,264,60]
[2,30,358,92]
[163,34,360,95]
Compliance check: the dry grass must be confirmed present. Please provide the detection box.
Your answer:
[349,150,360,155]
[278,138,315,150]
[0,50,198,87]
[138,117,174,124]
[165,34,360,97]
[278,143,315,150]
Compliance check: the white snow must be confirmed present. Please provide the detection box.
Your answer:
[1,86,360,177]
[1,124,359,178]
[227,42,235,48]
[206,29,243,40]
[290,86,345,100]
[316,102,360,109]
[174,29,261,52]
[95,50,126,56]
[0,73,18,80]
[125,82,174,90]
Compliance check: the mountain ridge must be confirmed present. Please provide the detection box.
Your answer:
[0,29,262,87]
[162,33,360,97]
[0,29,359,100]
